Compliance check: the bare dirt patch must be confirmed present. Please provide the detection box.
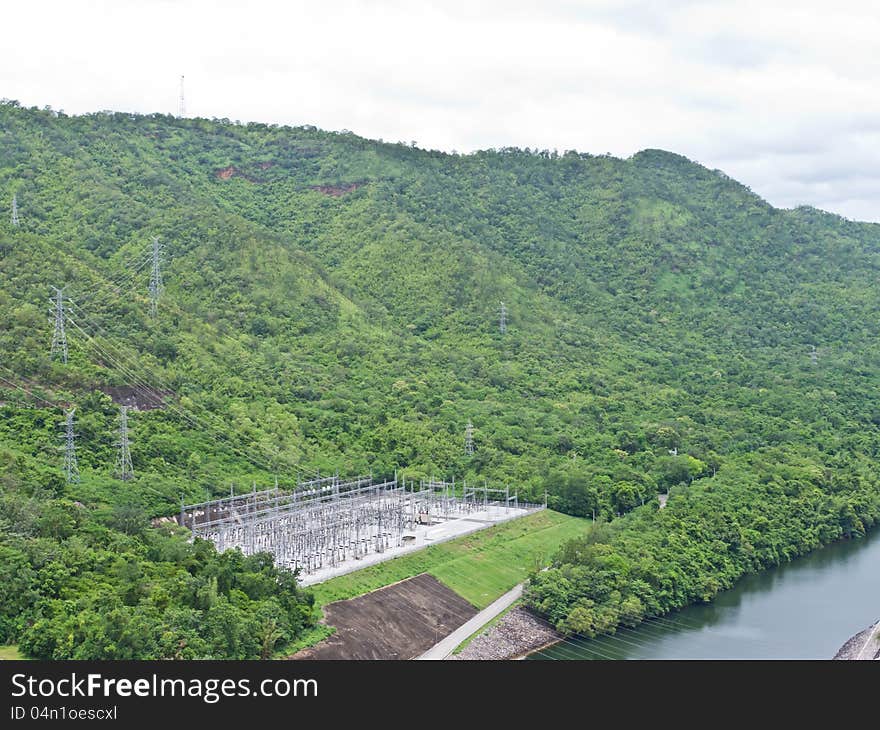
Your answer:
[214,165,262,182]
[291,573,476,660]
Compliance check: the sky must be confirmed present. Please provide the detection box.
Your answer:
[2,0,879,221]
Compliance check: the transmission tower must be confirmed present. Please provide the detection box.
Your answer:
[62,408,80,484]
[499,301,507,334]
[115,405,134,481]
[149,236,164,317]
[11,194,19,227]
[810,345,818,366]
[178,75,186,118]
[465,420,474,456]
[50,286,68,364]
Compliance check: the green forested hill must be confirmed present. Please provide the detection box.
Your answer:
[2,101,880,654]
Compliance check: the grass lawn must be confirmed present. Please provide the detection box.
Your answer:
[274,624,336,658]
[311,510,588,610]
[0,645,24,660]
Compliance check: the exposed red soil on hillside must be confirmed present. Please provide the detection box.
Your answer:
[214,165,264,182]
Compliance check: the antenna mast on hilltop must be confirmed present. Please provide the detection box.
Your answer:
[62,408,80,484]
[115,405,134,481]
[178,75,186,118]
[149,236,164,317]
[11,194,19,227]
[50,286,68,364]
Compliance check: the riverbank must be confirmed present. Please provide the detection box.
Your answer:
[451,606,560,660]
[529,526,880,660]
[834,621,879,660]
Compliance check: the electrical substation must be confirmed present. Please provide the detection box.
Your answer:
[180,475,544,585]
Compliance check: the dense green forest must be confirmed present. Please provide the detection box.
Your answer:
[2,100,880,655]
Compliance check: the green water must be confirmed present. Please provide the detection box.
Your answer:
[530,528,880,659]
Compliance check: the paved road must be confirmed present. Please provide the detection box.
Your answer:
[417,583,524,660]
[855,620,880,660]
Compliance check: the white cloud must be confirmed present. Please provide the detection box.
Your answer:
[1,0,879,221]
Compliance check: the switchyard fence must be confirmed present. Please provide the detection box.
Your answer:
[180,474,544,576]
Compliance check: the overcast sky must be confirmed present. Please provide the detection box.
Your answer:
[2,1,879,221]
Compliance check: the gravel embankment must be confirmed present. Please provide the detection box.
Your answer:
[834,621,880,660]
[452,606,560,660]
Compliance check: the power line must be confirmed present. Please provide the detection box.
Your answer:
[62,407,80,484]
[148,235,164,317]
[64,301,311,480]
[49,286,68,364]
[178,75,186,118]
[73,254,153,312]
[64,231,164,313]
[0,371,59,410]
[526,608,796,660]
[402,556,709,661]
[62,255,328,482]
[115,405,133,481]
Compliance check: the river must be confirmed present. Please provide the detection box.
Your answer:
[530,528,880,659]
